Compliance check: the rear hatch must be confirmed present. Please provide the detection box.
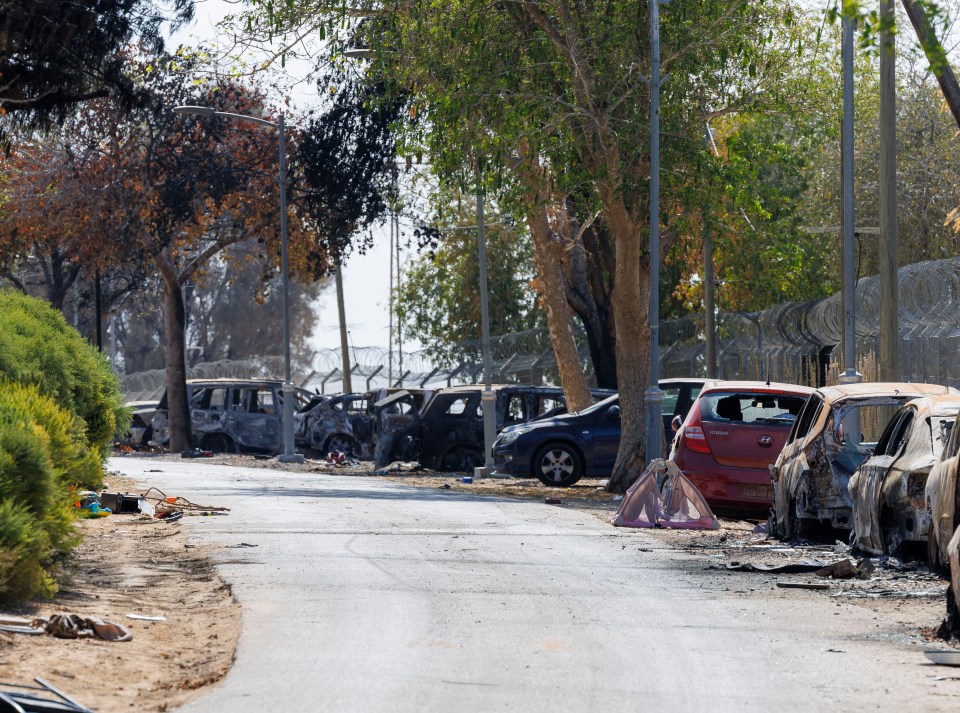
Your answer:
[699,390,809,468]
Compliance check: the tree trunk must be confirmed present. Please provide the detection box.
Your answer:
[563,220,617,389]
[526,205,593,411]
[901,0,960,129]
[155,248,191,453]
[513,142,594,410]
[604,207,650,493]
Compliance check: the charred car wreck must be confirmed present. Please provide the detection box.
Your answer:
[771,383,957,538]
[150,379,311,455]
[849,396,960,556]
[294,393,374,458]
[374,385,613,471]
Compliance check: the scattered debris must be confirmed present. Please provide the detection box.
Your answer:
[226,543,258,549]
[126,613,166,622]
[826,648,846,653]
[925,650,960,666]
[441,483,451,490]
[815,559,861,579]
[726,560,827,573]
[752,522,769,534]
[0,677,93,713]
[544,497,562,505]
[462,476,473,484]
[0,624,45,635]
[35,613,133,642]
[139,487,230,516]
[776,581,832,590]
[181,448,213,458]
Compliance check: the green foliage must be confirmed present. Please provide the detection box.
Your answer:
[0,290,128,462]
[0,382,89,603]
[397,203,544,366]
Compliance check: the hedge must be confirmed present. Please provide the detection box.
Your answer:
[0,382,90,602]
[0,290,128,459]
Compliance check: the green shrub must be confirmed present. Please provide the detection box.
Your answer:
[0,382,86,603]
[0,290,128,459]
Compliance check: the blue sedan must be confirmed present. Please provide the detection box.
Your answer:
[492,379,707,486]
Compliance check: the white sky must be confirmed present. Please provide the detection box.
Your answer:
[169,0,419,356]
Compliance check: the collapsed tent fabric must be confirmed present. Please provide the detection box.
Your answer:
[613,459,719,530]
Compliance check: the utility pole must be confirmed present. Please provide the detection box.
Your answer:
[840,5,862,390]
[879,0,899,381]
[335,261,352,392]
[645,0,666,464]
[702,122,719,380]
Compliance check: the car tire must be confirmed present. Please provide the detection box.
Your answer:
[533,443,583,487]
[880,507,901,556]
[203,433,236,454]
[441,447,483,472]
[325,434,357,457]
[928,529,941,571]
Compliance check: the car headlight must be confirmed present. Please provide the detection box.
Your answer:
[498,427,531,445]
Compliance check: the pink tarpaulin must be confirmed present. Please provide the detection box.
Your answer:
[613,459,719,530]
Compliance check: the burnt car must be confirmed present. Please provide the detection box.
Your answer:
[150,379,312,455]
[926,407,960,569]
[671,381,813,513]
[118,400,160,448]
[849,396,960,556]
[770,382,958,539]
[371,388,435,467]
[411,384,614,472]
[294,392,374,458]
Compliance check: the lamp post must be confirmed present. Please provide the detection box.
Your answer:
[173,105,303,463]
[646,0,667,465]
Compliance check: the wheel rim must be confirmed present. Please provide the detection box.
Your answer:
[328,436,353,455]
[539,448,575,482]
[206,435,230,453]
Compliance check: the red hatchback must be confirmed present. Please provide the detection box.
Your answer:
[671,381,814,512]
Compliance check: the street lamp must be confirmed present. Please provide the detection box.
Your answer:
[646,0,668,465]
[173,104,304,463]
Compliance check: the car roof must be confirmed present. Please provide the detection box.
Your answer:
[698,380,814,395]
[185,378,283,386]
[436,384,563,394]
[903,395,960,418]
[816,382,957,402]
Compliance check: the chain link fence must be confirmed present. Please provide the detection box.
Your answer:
[120,258,960,401]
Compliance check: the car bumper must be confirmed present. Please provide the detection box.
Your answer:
[676,453,773,511]
[492,445,528,477]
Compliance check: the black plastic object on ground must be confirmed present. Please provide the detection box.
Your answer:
[0,677,93,712]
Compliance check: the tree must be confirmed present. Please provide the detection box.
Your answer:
[348,0,805,490]
[0,53,318,451]
[396,195,544,366]
[0,0,193,141]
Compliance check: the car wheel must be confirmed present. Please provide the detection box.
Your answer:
[326,434,356,456]
[928,529,941,571]
[203,433,236,454]
[880,508,902,556]
[534,443,583,487]
[441,447,483,472]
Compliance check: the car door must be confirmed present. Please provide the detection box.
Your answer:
[225,385,283,452]
[588,398,621,473]
[850,407,915,554]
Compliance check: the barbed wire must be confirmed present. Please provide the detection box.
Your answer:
[120,258,960,401]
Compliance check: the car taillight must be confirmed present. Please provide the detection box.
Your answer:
[682,406,712,454]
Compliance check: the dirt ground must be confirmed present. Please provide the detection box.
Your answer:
[0,471,240,713]
[1,452,956,711]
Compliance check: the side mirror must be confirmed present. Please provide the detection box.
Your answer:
[607,405,620,419]
[671,415,683,432]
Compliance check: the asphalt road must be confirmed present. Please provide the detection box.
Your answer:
[109,457,959,712]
